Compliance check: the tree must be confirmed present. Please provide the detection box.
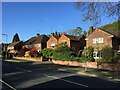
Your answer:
[83,30,87,37]
[75,1,120,26]
[67,27,82,36]
[12,33,20,42]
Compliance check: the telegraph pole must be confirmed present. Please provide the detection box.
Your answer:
[2,34,8,59]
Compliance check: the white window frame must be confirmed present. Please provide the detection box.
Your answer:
[93,37,103,44]
[50,42,55,47]
[38,43,41,47]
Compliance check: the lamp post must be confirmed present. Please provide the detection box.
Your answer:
[2,34,8,59]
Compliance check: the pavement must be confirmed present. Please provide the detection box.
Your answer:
[1,59,120,89]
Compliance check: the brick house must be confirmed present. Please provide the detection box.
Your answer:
[85,28,120,59]
[7,41,23,54]
[47,35,61,48]
[23,34,49,51]
[58,34,86,51]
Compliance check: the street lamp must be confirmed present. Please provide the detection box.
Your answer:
[2,34,8,59]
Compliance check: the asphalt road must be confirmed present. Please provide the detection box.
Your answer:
[1,59,119,89]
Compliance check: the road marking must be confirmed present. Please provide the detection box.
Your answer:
[3,64,88,88]
[0,79,16,90]
[43,74,88,88]
[3,72,26,76]
[3,64,32,73]
[14,67,32,72]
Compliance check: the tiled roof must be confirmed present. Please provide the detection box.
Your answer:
[8,41,22,47]
[53,35,61,40]
[98,28,120,38]
[24,34,49,45]
[64,34,79,41]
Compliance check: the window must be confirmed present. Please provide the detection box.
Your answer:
[93,37,103,44]
[62,40,67,45]
[50,42,55,47]
[38,44,41,47]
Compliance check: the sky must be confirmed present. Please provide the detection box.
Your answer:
[2,2,116,43]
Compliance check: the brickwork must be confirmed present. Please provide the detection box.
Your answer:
[47,36,58,48]
[52,60,120,71]
[14,57,43,62]
[86,28,113,50]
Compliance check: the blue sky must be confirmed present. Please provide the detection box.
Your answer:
[2,2,115,43]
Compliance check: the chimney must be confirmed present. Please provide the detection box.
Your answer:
[89,26,94,34]
[36,33,40,37]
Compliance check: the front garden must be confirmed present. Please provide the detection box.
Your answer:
[11,43,120,71]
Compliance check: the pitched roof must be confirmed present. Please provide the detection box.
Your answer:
[98,28,120,38]
[77,35,86,40]
[8,41,23,47]
[64,34,79,41]
[24,34,49,45]
[53,35,61,40]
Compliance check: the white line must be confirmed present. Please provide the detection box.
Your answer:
[14,67,32,72]
[3,72,26,76]
[3,64,32,73]
[0,79,16,90]
[43,74,88,88]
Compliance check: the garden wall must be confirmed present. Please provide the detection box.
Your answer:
[52,60,120,71]
[14,57,43,62]
[52,60,97,69]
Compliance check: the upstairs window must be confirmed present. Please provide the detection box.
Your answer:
[38,44,41,47]
[62,40,67,45]
[93,37,103,44]
[50,42,55,47]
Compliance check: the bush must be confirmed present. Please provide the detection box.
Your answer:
[29,49,40,57]
[24,51,30,57]
[101,45,113,62]
[82,46,94,62]
[40,48,54,58]
[18,48,29,57]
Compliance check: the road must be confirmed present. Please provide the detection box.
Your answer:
[1,59,119,89]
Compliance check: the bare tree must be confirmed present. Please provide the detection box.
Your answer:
[67,27,82,36]
[74,1,120,26]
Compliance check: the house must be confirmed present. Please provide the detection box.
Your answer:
[0,43,9,52]
[47,35,61,48]
[58,34,86,51]
[23,34,49,51]
[7,41,23,54]
[85,28,120,59]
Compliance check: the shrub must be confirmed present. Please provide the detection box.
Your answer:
[24,51,30,57]
[40,48,54,58]
[82,46,94,62]
[29,49,40,57]
[18,48,29,57]
[101,45,113,62]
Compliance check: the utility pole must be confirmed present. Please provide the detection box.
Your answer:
[2,34,8,59]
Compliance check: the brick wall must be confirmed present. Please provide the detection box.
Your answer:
[58,35,70,47]
[52,60,97,69]
[47,36,58,48]
[14,57,43,62]
[86,28,113,50]
[52,60,120,71]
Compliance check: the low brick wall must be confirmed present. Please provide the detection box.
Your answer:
[98,61,120,71]
[52,60,97,69]
[52,60,120,71]
[14,57,43,62]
